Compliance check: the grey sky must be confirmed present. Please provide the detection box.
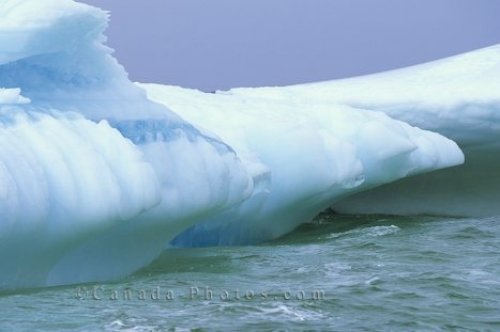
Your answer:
[80,0,500,92]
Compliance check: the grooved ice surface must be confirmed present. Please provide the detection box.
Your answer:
[0,0,466,289]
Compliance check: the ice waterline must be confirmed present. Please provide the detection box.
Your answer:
[1,0,497,290]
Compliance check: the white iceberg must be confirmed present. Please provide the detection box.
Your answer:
[141,84,464,246]
[0,0,252,289]
[0,0,466,289]
[192,45,499,217]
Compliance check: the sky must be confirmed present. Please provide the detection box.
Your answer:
[80,0,500,92]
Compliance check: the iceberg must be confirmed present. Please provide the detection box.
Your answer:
[0,0,465,289]
[140,84,463,246]
[182,45,499,217]
[0,0,252,289]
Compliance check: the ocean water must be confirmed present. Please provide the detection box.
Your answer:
[1,213,499,331]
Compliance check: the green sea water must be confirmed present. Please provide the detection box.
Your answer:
[1,214,499,331]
